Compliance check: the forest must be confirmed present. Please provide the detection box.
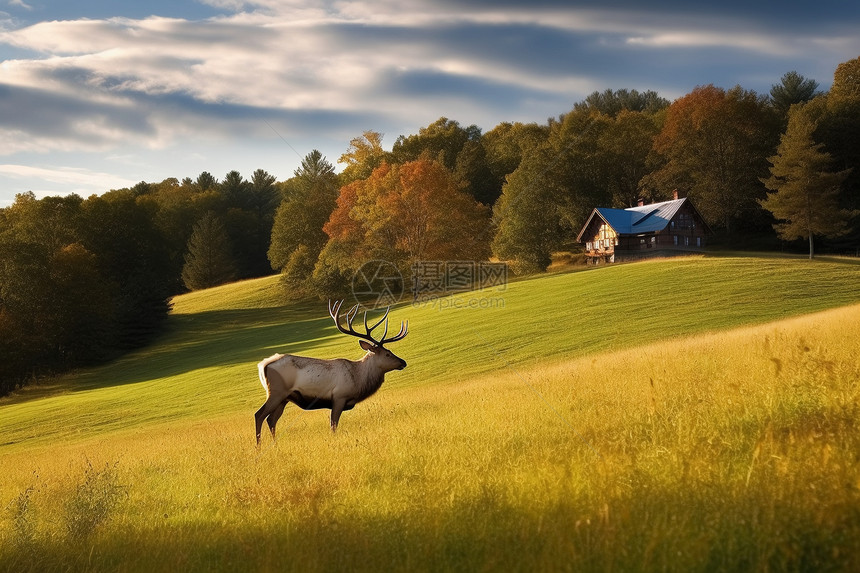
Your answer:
[1,56,859,395]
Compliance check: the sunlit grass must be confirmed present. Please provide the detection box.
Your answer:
[2,302,860,571]
[2,255,860,570]
[8,255,859,450]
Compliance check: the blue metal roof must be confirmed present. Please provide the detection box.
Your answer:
[595,198,687,235]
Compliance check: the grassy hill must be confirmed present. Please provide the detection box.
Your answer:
[2,254,860,571]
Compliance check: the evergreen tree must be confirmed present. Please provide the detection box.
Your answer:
[195,171,218,192]
[573,88,669,116]
[759,105,853,258]
[268,150,339,273]
[770,71,819,117]
[220,170,251,209]
[181,212,237,290]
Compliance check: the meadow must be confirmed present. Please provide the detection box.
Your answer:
[2,254,860,571]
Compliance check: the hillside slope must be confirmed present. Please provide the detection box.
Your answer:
[1,267,859,571]
[1,255,860,452]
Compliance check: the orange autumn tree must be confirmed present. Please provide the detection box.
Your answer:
[643,84,779,233]
[314,158,491,295]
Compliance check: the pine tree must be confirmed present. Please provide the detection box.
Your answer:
[181,212,237,290]
[759,106,853,259]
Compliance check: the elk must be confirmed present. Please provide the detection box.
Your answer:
[255,300,408,444]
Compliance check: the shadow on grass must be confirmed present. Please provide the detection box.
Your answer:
[5,487,858,573]
[1,306,345,403]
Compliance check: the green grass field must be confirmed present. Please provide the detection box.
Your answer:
[2,254,860,571]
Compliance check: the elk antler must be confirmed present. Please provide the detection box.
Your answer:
[328,300,408,347]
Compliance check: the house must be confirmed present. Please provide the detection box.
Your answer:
[576,191,711,264]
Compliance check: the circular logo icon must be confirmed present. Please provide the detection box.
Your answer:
[351,260,404,309]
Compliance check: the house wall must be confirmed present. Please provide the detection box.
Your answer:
[582,201,709,264]
[583,222,620,263]
[583,222,617,253]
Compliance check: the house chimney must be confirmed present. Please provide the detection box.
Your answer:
[672,189,678,200]
[637,197,646,207]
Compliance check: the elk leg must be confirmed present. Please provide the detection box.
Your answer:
[254,404,267,445]
[330,399,346,433]
[267,401,287,440]
[254,394,284,445]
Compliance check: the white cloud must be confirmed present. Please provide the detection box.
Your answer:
[7,0,32,11]
[0,6,613,123]
[0,164,138,199]
[0,164,135,186]
[0,0,858,205]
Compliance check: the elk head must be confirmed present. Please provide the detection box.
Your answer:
[328,299,408,371]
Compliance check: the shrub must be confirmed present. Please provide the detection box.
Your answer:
[64,461,126,539]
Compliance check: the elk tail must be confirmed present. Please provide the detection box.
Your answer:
[257,354,282,394]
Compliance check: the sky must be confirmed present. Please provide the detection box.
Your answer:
[1,1,858,207]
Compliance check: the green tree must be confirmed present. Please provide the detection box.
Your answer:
[295,149,337,188]
[213,169,280,278]
[492,145,569,274]
[220,170,251,209]
[268,151,339,280]
[482,121,549,197]
[573,88,669,116]
[391,117,478,170]
[597,110,662,207]
[454,138,498,205]
[49,242,115,362]
[195,171,218,192]
[550,110,611,229]
[181,211,238,290]
[819,56,860,213]
[759,105,853,258]
[0,193,115,392]
[770,71,819,117]
[244,169,280,276]
[80,191,174,348]
[281,243,316,299]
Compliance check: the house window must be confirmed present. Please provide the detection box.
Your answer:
[696,237,702,247]
[673,235,678,246]
[684,236,690,246]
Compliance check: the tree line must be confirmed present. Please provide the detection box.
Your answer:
[2,57,859,394]
[0,170,281,394]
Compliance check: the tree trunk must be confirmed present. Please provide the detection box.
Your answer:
[808,233,814,260]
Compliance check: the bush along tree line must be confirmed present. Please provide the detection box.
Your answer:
[2,56,860,394]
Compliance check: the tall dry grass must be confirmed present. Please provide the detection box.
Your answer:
[2,304,859,571]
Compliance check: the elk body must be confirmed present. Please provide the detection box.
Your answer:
[255,300,408,444]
